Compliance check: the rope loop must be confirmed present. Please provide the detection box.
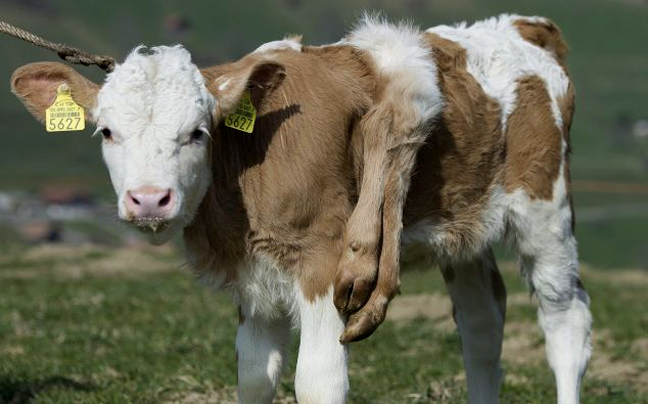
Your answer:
[0,20,116,72]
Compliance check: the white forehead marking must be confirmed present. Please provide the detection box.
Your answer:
[94,45,214,136]
[253,37,303,53]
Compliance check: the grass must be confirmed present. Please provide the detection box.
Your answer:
[1,245,646,403]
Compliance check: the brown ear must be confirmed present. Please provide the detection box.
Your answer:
[11,62,100,125]
[202,60,285,117]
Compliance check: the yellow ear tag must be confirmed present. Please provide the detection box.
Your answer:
[224,91,256,134]
[45,84,85,133]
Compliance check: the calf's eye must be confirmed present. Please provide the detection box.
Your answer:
[189,129,209,144]
[101,128,112,140]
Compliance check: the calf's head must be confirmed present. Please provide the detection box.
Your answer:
[11,46,284,244]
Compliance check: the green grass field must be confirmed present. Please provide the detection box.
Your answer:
[1,246,646,403]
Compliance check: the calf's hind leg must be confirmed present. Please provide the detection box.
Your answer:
[441,249,506,404]
[511,197,591,404]
[334,105,392,316]
[340,136,422,342]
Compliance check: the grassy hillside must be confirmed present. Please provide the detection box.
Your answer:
[0,0,646,267]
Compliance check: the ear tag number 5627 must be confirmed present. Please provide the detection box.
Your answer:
[224,91,256,134]
[45,84,85,133]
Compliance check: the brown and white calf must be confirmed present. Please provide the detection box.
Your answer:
[11,14,590,404]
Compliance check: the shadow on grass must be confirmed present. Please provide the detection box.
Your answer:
[0,375,96,404]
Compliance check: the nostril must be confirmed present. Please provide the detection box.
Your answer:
[158,191,171,207]
[128,192,141,206]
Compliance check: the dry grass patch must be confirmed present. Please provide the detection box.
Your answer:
[386,293,455,332]
[0,244,180,279]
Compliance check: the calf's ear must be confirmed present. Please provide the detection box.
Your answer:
[201,60,285,118]
[11,62,100,125]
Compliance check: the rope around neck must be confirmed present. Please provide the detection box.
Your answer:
[0,20,116,72]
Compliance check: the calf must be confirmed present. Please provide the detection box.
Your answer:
[11,14,590,404]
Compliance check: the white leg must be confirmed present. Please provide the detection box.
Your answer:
[536,272,590,404]
[236,307,291,404]
[520,243,591,404]
[512,195,592,404]
[295,288,349,404]
[441,249,506,404]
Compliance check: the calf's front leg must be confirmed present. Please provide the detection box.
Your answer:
[296,288,349,404]
[442,249,506,404]
[236,307,292,404]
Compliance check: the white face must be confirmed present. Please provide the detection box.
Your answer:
[94,46,215,244]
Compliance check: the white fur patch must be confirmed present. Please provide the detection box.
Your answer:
[253,37,303,53]
[229,255,298,322]
[96,45,214,130]
[344,15,443,124]
[427,14,570,131]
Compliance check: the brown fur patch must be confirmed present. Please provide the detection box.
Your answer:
[558,82,576,230]
[513,18,570,72]
[402,33,504,258]
[201,59,287,119]
[504,75,563,200]
[186,45,376,302]
[183,176,248,284]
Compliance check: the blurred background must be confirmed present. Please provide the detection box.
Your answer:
[0,0,646,268]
